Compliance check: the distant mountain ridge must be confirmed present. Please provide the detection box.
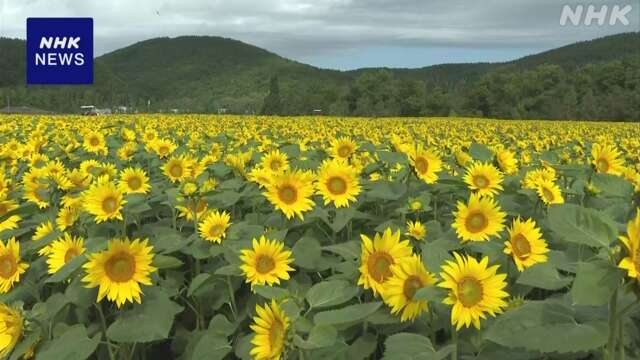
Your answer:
[0,32,638,119]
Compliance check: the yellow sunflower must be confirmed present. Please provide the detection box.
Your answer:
[162,156,192,183]
[618,209,640,280]
[438,252,508,330]
[119,167,151,194]
[592,143,624,175]
[382,254,436,322]
[536,179,564,205]
[83,178,126,223]
[495,148,518,174]
[463,161,504,197]
[240,236,294,288]
[250,300,290,360]
[0,237,29,293]
[260,149,289,173]
[56,206,79,231]
[408,146,442,184]
[198,210,231,243]
[452,193,506,242]
[177,197,208,222]
[406,220,426,241]
[0,197,21,232]
[330,137,357,160]
[46,233,85,274]
[358,228,413,296]
[0,303,23,358]
[316,158,361,208]
[504,218,549,271]
[83,130,107,155]
[264,169,315,220]
[82,238,156,307]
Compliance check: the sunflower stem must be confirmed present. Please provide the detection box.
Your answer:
[451,327,458,360]
[227,275,238,320]
[96,304,116,360]
[607,287,618,360]
[617,316,624,360]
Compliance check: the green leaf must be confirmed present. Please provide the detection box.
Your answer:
[314,302,382,326]
[208,314,237,337]
[254,285,289,300]
[107,288,183,343]
[367,181,407,201]
[188,273,212,296]
[484,300,608,353]
[547,204,617,248]
[413,286,446,303]
[382,333,435,360]
[294,325,337,349]
[571,260,623,306]
[191,332,232,360]
[516,262,572,290]
[306,280,359,309]
[154,254,184,269]
[591,173,633,198]
[45,254,86,283]
[378,151,407,165]
[292,236,322,269]
[323,241,360,260]
[347,333,378,360]
[469,143,493,161]
[37,325,99,360]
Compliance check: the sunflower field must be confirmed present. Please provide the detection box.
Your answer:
[0,115,639,360]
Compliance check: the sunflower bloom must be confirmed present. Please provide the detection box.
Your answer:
[82,238,156,307]
[504,218,549,271]
[536,179,564,205]
[0,238,29,293]
[406,220,426,240]
[0,303,23,357]
[618,209,640,280]
[47,233,85,274]
[463,161,504,198]
[382,254,436,322]
[592,143,624,175]
[250,300,290,360]
[316,158,361,208]
[408,146,442,184]
[240,236,295,288]
[439,252,508,330]
[119,167,151,194]
[452,193,506,242]
[198,210,231,243]
[83,178,126,223]
[264,169,315,220]
[358,228,413,296]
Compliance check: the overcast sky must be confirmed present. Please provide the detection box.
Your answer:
[1,0,638,70]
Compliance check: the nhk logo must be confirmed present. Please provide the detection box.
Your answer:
[27,18,93,84]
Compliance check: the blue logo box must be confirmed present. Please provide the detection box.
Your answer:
[26,17,93,84]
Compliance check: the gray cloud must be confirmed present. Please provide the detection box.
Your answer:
[1,0,638,68]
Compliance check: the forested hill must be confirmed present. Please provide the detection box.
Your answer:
[0,32,639,120]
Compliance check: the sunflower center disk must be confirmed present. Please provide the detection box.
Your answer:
[64,249,80,263]
[278,185,298,205]
[457,277,483,307]
[414,157,429,174]
[597,158,609,172]
[256,255,276,274]
[0,204,7,216]
[327,176,347,195]
[270,160,282,171]
[542,188,555,202]
[338,145,351,158]
[465,212,488,233]
[128,177,142,190]
[209,225,223,238]
[170,164,183,177]
[89,137,100,146]
[402,276,423,300]
[473,175,489,189]
[102,197,118,213]
[0,255,17,278]
[367,252,394,282]
[269,319,285,352]
[106,253,136,282]
[512,234,531,258]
